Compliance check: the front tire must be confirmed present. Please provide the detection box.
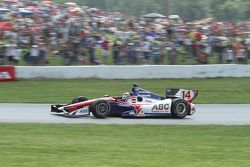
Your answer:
[171,99,190,119]
[90,100,110,118]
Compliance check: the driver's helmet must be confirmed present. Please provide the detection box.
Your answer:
[122,92,130,99]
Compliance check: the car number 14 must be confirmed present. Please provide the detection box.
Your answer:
[182,90,191,100]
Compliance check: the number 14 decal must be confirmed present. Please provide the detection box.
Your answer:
[182,90,191,100]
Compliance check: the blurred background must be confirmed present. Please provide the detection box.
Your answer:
[0,0,250,66]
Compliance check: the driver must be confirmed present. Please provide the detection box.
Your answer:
[122,92,130,100]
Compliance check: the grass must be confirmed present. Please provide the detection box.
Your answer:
[0,78,250,103]
[0,123,249,167]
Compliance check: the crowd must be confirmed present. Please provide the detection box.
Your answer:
[0,0,250,66]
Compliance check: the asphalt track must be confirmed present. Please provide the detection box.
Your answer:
[0,104,250,125]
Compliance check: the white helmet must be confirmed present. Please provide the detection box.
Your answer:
[122,92,130,99]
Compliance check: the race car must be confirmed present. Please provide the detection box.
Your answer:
[51,84,198,119]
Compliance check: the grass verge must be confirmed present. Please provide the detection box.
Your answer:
[0,78,250,103]
[0,124,249,167]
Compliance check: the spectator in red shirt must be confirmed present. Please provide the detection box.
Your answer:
[102,38,110,64]
[195,29,203,41]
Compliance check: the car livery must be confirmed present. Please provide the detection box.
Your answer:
[51,84,198,119]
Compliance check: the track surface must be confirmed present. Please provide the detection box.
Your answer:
[0,104,250,125]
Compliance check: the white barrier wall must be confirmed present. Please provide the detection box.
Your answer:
[16,65,250,79]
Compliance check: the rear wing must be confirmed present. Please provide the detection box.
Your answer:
[166,89,198,102]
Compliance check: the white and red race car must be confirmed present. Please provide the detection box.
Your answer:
[51,84,198,119]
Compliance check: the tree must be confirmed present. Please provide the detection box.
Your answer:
[53,0,250,22]
[170,0,210,21]
[238,0,250,21]
[218,0,241,22]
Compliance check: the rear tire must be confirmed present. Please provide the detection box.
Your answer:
[171,99,190,119]
[90,100,110,118]
[71,96,88,104]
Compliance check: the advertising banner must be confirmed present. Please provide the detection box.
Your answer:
[0,66,16,82]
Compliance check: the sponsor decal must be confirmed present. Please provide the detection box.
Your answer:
[145,99,152,103]
[0,66,16,82]
[0,72,11,79]
[78,107,89,114]
[71,107,89,116]
[136,107,145,116]
[152,104,169,111]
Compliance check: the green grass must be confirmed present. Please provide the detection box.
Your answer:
[0,124,249,167]
[0,78,250,103]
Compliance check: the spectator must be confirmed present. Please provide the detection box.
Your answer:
[142,38,151,63]
[214,40,224,64]
[60,44,71,66]
[38,43,47,65]
[88,43,96,65]
[244,38,250,63]
[236,45,247,64]
[112,42,120,64]
[224,46,234,64]
[151,42,161,64]
[167,43,177,65]
[0,44,5,65]
[197,49,208,64]
[30,45,39,65]
[13,46,22,65]
[184,35,193,58]
[127,43,137,64]
[101,38,110,64]
[5,42,16,65]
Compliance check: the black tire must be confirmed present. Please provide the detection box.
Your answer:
[71,96,88,104]
[171,99,190,119]
[89,100,110,118]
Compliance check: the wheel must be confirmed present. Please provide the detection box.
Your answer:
[71,96,88,104]
[171,99,190,119]
[89,100,110,118]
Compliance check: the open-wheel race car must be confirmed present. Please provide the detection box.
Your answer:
[51,84,198,119]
